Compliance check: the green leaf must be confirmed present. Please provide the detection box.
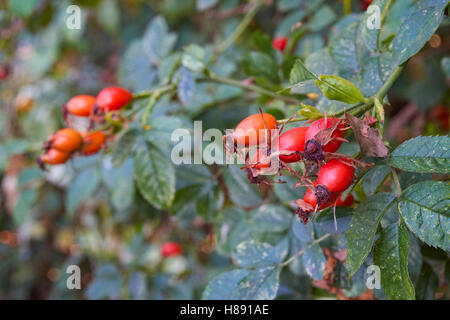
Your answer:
[408,234,423,284]
[134,139,175,210]
[251,31,276,59]
[315,75,366,104]
[360,165,391,196]
[202,269,251,299]
[251,204,292,233]
[203,240,283,299]
[308,5,336,32]
[196,0,218,11]
[242,51,279,83]
[195,183,224,221]
[8,0,37,17]
[203,267,281,300]
[329,21,359,75]
[177,67,196,106]
[292,218,314,242]
[389,136,450,174]
[159,53,182,84]
[103,159,135,212]
[86,264,123,300]
[129,272,147,300]
[302,244,326,280]
[172,165,223,221]
[119,40,158,92]
[442,56,450,78]
[142,15,177,65]
[398,180,450,251]
[392,2,448,65]
[231,266,281,300]
[182,44,205,73]
[357,0,386,53]
[374,222,415,300]
[297,104,324,120]
[346,193,397,276]
[97,0,120,34]
[13,189,37,225]
[223,165,262,207]
[232,241,282,268]
[111,129,139,166]
[215,207,247,256]
[289,59,316,84]
[415,262,439,300]
[316,207,353,234]
[66,168,100,215]
[274,175,306,203]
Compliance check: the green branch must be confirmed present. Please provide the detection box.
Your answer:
[211,0,265,62]
[203,71,300,105]
[279,233,331,267]
[277,62,406,125]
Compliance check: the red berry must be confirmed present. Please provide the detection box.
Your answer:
[272,37,288,51]
[250,149,271,169]
[317,159,355,193]
[66,95,96,117]
[279,127,307,162]
[81,131,107,155]
[96,87,132,111]
[0,65,9,81]
[161,242,182,258]
[336,193,354,207]
[51,128,83,153]
[305,117,345,153]
[40,148,70,165]
[233,113,277,146]
[361,0,373,11]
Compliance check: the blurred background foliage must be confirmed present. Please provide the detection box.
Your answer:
[0,0,449,299]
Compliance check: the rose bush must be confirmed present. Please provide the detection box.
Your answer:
[0,0,449,300]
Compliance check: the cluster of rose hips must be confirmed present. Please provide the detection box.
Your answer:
[38,86,132,168]
[230,112,356,224]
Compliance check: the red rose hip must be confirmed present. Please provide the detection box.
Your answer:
[96,87,132,111]
[66,95,96,117]
[272,37,288,51]
[233,113,277,147]
[51,128,83,153]
[81,131,107,155]
[279,127,307,162]
[336,193,354,207]
[40,148,70,165]
[317,159,355,193]
[161,242,182,258]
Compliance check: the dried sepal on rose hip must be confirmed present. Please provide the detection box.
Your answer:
[304,184,339,211]
[303,117,347,161]
[248,148,271,169]
[294,198,314,224]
